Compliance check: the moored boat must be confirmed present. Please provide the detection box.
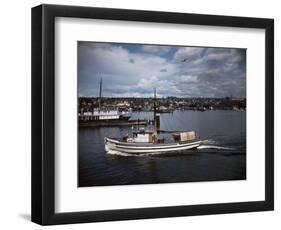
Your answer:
[79,78,133,125]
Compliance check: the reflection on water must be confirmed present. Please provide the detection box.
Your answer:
[78,110,246,187]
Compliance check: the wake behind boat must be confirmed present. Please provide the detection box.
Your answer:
[104,88,203,155]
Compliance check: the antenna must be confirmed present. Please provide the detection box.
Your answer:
[99,77,102,98]
[99,77,102,111]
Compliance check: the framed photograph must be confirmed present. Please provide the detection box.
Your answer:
[31,4,274,225]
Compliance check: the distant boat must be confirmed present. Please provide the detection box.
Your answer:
[156,106,174,113]
[105,88,202,154]
[81,109,131,121]
[197,107,207,112]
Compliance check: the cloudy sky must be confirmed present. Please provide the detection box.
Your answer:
[78,42,246,98]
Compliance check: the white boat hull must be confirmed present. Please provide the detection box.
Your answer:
[104,137,202,154]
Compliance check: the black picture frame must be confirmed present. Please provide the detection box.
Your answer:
[31,4,274,225]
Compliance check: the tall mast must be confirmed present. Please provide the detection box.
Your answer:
[154,88,157,131]
[99,78,102,111]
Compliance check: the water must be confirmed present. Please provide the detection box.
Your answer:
[78,110,246,187]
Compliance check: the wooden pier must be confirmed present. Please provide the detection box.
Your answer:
[79,119,149,127]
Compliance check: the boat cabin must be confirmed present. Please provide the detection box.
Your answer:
[121,128,155,143]
[172,131,196,143]
[131,128,155,143]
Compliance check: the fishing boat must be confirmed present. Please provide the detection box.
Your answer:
[104,89,203,154]
[104,132,202,154]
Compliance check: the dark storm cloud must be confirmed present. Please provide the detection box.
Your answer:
[78,42,246,98]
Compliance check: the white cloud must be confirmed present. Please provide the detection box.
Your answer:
[79,43,175,79]
[173,47,203,63]
[78,42,246,98]
[177,75,198,83]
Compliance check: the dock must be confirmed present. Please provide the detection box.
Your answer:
[79,119,149,127]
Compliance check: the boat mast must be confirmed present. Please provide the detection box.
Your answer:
[154,88,157,132]
[153,88,160,133]
[99,78,102,111]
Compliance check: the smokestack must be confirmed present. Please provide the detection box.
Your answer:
[155,114,160,131]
